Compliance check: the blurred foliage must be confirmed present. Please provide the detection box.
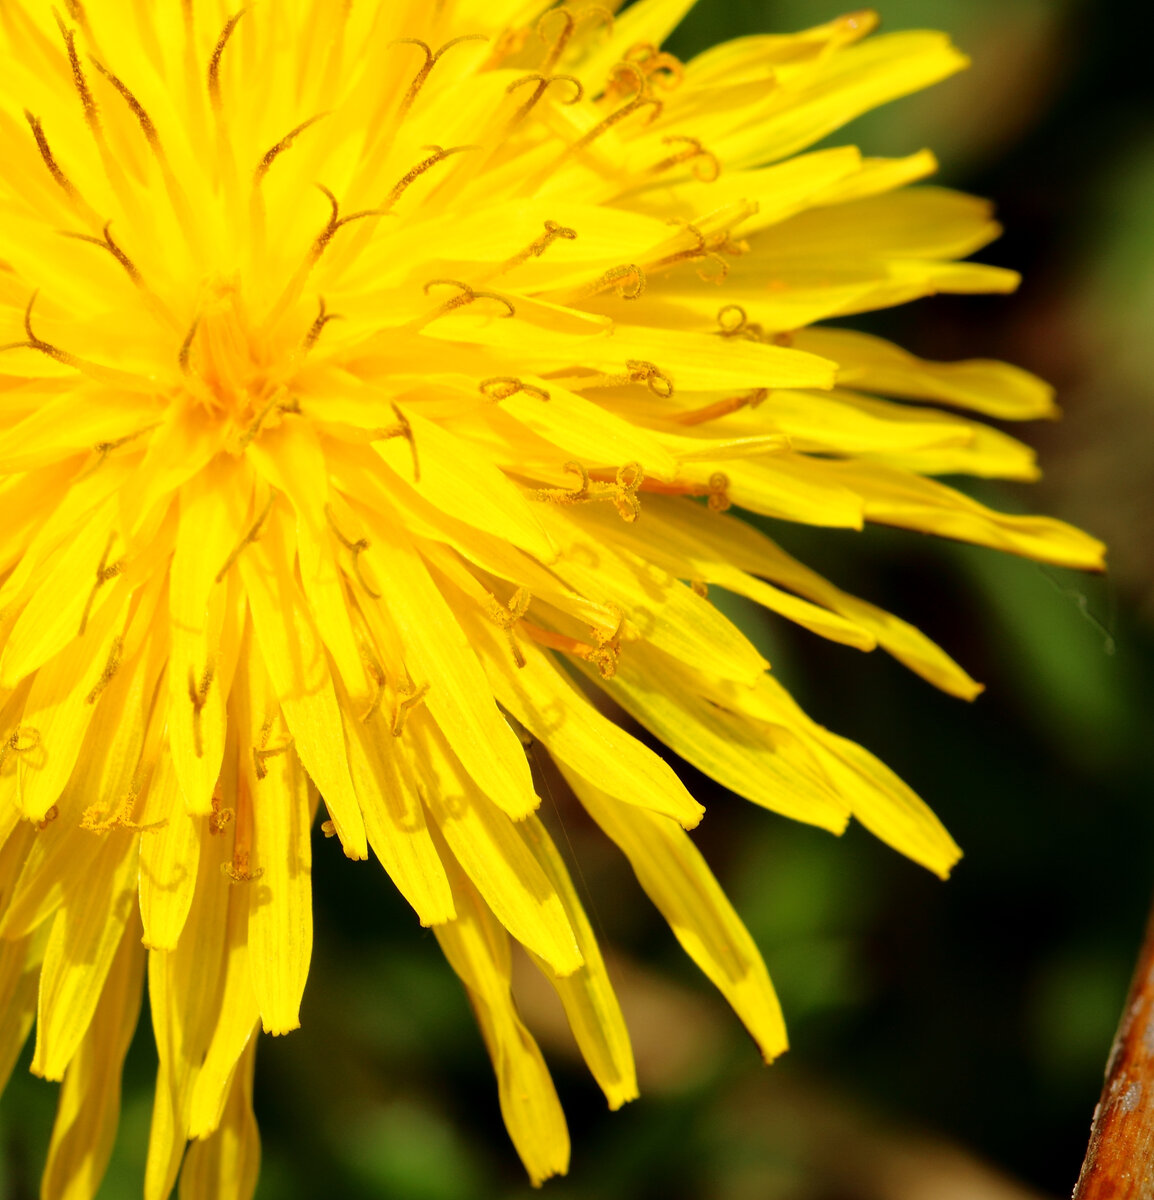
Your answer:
[3,1,1153,1197]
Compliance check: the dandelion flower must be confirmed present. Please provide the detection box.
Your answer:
[0,0,1104,1194]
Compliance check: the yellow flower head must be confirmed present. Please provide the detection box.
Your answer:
[0,0,1104,1194]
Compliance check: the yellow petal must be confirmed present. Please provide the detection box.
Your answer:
[752,675,962,878]
[380,408,556,560]
[587,645,849,832]
[0,921,48,1095]
[569,770,788,1063]
[32,829,138,1081]
[409,709,581,975]
[450,587,704,828]
[139,748,202,951]
[187,890,260,1139]
[178,1035,261,1200]
[337,673,456,927]
[145,799,236,1200]
[42,909,145,1200]
[356,519,539,821]
[238,652,314,1037]
[168,460,246,815]
[711,31,968,167]
[649,497,982,699]
[541,507,769,685]
[572,497,877,651]
[247,421,370,707]
[432,838,570,1186]
[519,815,638,1111]
[238,507,367,860]
[791,326,1058,419]
[0,495,119,689]
[811,458,1107,569]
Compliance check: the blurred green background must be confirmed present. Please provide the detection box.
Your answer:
[3,1,1153,1197]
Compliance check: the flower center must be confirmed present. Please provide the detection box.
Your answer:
[183,280,275,422]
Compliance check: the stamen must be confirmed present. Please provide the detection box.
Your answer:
[691,579,709,598]
[504,73,583,126]
[567,63,662,157]
[90,59,161,153]
[369,402,420,483]
[214,493,275,582]
[301,296,342,353]
[320,820,337,837]
[652,220,734,283]
[209,787,234,834]
[537,6,614,75]
[85,634,123,704]
[382,144,475,211]
[500,219,577,274]
[619,42,683,92]
[188,662,214,757]
[178,316,199,375]
[611,462,642,522]
[253,715,293,782]
[532,460,644,521]
[536,8,576,75]
[81,782,141,833]
[254,112,331,186]
[533,460,591,503]
[92,425,159,459]
[391,35,488,119]
[54,13,100,135]
[207,10,246,112]
[634,471,732,512]
[625,359,673,397]
[391,677,429,737]
[310,183,385,260]
[650,135,720,182]
[79,533,124,636]
[717,304,748,336]
[0,291,81,368]
[707,470,732,513]
[587,607,624,678]
[674,387,767,426]
[716,305,775,343]
[61,220,143,286]
[523,608,623,679]
[483,587,531,668]
[325,503,381,598]
[222,853,264,883]
[479,377,550,402]
[24,110,78,199]
[414,279,516,328]
[581,263,645,300]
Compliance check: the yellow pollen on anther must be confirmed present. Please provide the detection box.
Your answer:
[483,587,532,668]
[79,535,124,636]
[369,403,420,482]
[253,718,293,781]
[188,663,215,757]
[479,377,551,402]
[85,634,124,704]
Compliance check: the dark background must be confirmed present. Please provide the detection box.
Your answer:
[3,2,1152,1196]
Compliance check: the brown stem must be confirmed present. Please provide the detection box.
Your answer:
[1074,893,1154,1198]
